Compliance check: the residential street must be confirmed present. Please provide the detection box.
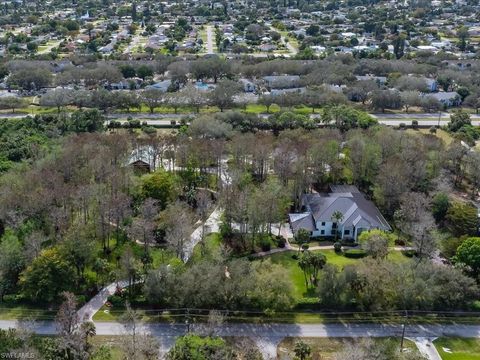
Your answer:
[0,320,477,359]
[2,112,480,128]
[206,25,214,54]
[269,26,298,56]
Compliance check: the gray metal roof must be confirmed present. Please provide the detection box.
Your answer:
[300,186,391,231]
[289,213,315,233]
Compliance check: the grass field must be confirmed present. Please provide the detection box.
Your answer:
[90,335,422,360]
[257,249,411,303]
[0,303,56,320]
[407,128,454,145]
[91,336,125,360]
[434,338,480,360]
[188,233,222,264]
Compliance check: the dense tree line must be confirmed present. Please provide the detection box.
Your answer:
[0,106,478,314]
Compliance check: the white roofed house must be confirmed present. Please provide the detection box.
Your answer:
[289,185,391,241]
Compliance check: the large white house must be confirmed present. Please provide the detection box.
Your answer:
[289,185,391,241]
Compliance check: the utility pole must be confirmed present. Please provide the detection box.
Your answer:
[185,308,191,333]
[400,310,408,352]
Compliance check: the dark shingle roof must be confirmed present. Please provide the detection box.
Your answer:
[302,186,391,231]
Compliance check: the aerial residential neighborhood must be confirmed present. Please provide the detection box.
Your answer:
[1,0,480,359]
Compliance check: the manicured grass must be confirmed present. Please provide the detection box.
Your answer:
[7,106,65,115]
[278,337,419,359]
[91,336,125,360]
[0,303,56,320]
[320,249,357,267]
[256,249,357,300]
[387,250,411,263]
[434,338,480,360]
[92,305,118,321]
[258,249,411,302]
[244,103,279,114]
[407,128,454,145]
[256,251,308,300]
[189,233,222,264]
[244,103,316,115]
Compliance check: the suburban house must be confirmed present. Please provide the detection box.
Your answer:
[239,78,256,92]
[422,77,438,92]
[263,75,301,90]
[128,146,158,173]
[426,91,462,107]
[289,185,391,241]
[355,75,387,85]
[146,80,172,92]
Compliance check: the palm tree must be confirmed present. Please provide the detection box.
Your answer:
[331,210,344,241]
[295,228,310,254]
[80,321,96,352]
[294,341,312,360]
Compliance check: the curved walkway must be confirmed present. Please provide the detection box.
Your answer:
[251,244,415,258]
[408,337,442,360]
[77,280,128,322]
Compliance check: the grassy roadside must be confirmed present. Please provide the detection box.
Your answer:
[434,337,480,360]
[0,104,322,117]
[0,303,56,320]
[278,337,420,359]
[92,306,480,325]
[92,243,477,324]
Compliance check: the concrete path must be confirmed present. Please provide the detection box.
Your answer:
[250,244,416,258]
[255,336,283,360]
[183,207,222,262]
[269,26,297,55]
[124,33,142,54]
[78,206,223,323]
[409,337,442,360]
[77,280,129,321]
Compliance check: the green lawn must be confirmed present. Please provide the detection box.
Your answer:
[0,303,56,320]
[434,338,480,360]
[387,250,410,263]
[189,233,222,264]
[407,128,454,145]
[259,249,411,302]
[244,103,279,114]
[7,102,322,118]
[91,336,125,360]
[94,244,413,323]
[257,249,357,300]
[256,251,308,300]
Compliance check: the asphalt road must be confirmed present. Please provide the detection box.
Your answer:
[206,25,214,54]
[3,320,471,359]
[1,320,479,338]
[2,112,480,127]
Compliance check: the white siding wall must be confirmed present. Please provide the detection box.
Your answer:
[315,221,334,237]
